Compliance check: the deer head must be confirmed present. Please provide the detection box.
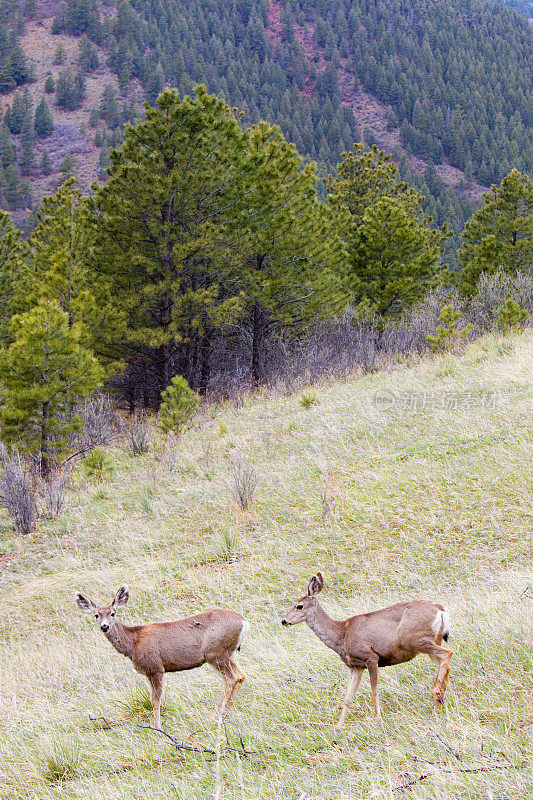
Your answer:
[76,585,129,633]
[281,573,324,626]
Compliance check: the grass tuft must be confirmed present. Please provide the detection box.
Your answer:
[32,736,82,783]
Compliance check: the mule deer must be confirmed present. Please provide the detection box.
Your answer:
[281,573,452,727]
[76,585,249,729]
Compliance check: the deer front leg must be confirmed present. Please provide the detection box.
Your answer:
[336,667,363,728]
[148,672,164,729]
[367,663,381,718]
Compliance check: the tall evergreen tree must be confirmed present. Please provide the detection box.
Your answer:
[345,196,445,316]
[329,145,447,316]
[458,169,533,294]
[34,97,53,138]
[0,299,103,475]
[236,122,343,384]
[89,87,253,395]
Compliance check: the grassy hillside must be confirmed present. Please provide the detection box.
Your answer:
[0,330,531,799]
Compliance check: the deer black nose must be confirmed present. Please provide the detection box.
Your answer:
[281,619,288,626]
[101,624,109,632]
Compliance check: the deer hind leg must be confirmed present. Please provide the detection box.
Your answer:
[336,667,364,728]
[224,659,245,713]
[367,662,382,718]
[209,661,240,721]
[148,672,164,730]
[423,643,453,704]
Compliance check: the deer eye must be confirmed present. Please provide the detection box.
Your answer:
[111,612,115,617]
[296,604,304,610]
[94,614,98,619]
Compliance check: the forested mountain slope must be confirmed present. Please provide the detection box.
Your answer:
[0,0,531,251]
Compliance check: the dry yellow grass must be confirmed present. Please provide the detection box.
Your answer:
[0,331,531,799]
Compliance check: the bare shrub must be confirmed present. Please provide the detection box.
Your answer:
[468,270,533,331]
[38,465,72,517]
[230,459,259,510]
[126,410,151,455]
[0,445,38,533]
[154,432,181,473]
[77,393,118,449]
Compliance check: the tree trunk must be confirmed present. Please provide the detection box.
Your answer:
[198,330,212,394]
[251,302,265,385]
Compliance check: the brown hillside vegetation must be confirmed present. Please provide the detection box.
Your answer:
[266,0,485,202]
[1,5,141,217]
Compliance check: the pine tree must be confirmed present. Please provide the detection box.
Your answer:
[345,196,445,317]
[236,121,344,383]
[458,169,533,295]
[99,84,120,128]
[0,211,27,344]
[52,43,66,66]
[19,137,35,176]
[40,148,51,175]
[4,89,31,135]
[34,97,53,137]
[328,144,420,227]
[19,181,122,373]
[89,87,253,395]
[157,375,199,434]
[77,35,99,73]
[329,144,447,316]
[0,299,103,475]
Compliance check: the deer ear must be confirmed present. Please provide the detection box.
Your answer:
[76,592,96,613]
[112,585,129,609]
[307,574,323,596]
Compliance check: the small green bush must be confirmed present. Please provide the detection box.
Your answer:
[426,304,471,352]
[82,447,114,482]
[299,391,318,409]
[158,376,199,435]
[493,298,528,332]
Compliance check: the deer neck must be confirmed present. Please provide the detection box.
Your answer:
[306,600,346,659]
[105,620,137,660]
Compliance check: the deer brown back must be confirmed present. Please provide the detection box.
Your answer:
[128,609,244,676]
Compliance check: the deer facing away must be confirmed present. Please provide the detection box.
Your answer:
[76,585,249,729]
[281,573,452,727]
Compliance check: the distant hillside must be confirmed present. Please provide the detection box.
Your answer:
[492,0,532,16]
[0,0,531,255]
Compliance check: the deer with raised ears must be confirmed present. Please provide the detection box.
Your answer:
[75,585,249,729]
[281,573,452,727]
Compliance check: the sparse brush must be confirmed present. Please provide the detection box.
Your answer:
[154,432,181,473]
[0,445,38,533]
[77,393,118,449]
[38,464,71,516]
[299,391,318,409]
[32,737,82,783]
[230,459,258,510]
[126,411,151,455]
[82,447,115,482]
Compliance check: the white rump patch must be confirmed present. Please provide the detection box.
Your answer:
[431,608,451,639]
[237,619,250,651]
